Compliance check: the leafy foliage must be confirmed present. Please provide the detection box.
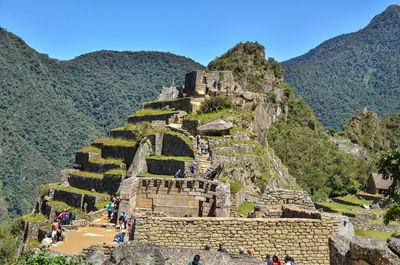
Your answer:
[199,96,234,113]
[207,42,283,92]
[0,27,204,222]
[268,85,373,200]
[282,5,400,130]
[15,248,91,265]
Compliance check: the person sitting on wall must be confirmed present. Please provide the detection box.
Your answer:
[217,243,228,253]
[175,169,181,178]
[188,255,202,265]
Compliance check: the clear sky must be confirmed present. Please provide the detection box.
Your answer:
[1,0,399,65]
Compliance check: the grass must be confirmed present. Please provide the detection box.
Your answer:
[95,200,110,210]
[111,123,138,131]
[40,224,52,231]
[77,146,101,153]
[21,213,48,223]
[69,170,103,179]
[147,155,194,161]
[49,183,109,197]
[93,137,136,147]
[237,202,256,216]
[26,239,40,249]
[317,201,362,214]
[89,157,125,166]
[355,230,393,241]
[336,196,373,205]
[162,129,193,145]
[129,109,179,117]
[230,179,244,194]
[105,169,127,175]
[47,200,84,215]
[137,172,174,178]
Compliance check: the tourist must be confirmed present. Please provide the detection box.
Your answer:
[273,255,282,265]
[205,84,209,95]
[190,162,196,174]
[217,243,228,253]
[246,249,253,257]
[119,232,125,243]
[112,205,119,220]
[217,80,222,91]
[239,247,245,255]
[107,202,113,219]
[284,256,292,265]
[289,257,295,265]
[188,254,202,265]
[119,213,125,230]
[64,209,70,225]
[196,135,201,148]
[175,169,181,178]
[183,213,189,217]
[200,143,204,155]
[184,170,188,178]
[204,245,210,251]
[208,149,212,161]
[265,253,273,265]
[204,144,208,154]
[213,79,217,89]
[123,213,130,229]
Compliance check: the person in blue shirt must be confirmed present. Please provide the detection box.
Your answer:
[188,255,202,265]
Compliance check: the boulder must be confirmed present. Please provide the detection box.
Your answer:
[334,215,355,239]
[329,235,351,265]
[388,237,400,256]
[155,86,179,101]
[196,119,233,135]
[86,250,108,265]
[350,236,400,265]
[103,241,264,265]
[40,237,53,248]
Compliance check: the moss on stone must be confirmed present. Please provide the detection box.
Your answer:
[129,109,179,117]
[89,157,125,166]
[49,183,109,197]
[93,137,136,147]
[21,213,48,223]
[229,179,244,194]
[104,169,126,175]
[71,170,103,179]
[77,146,101,153]
[236,201,256,216]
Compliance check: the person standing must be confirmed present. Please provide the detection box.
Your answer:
[200,143,204,155]
[107,202,113,220]
[217,80,222,91]
[264,253,273,265]
[208,149,212,161]
[273,255,282,265]
[196,135,201,148]
[205,144,208,155]
[212,79,217,89]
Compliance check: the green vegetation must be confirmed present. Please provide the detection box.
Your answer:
[335,196,373,206]
[0,27,203,221]
[49,183,108,197]
[199,96,235,113]
[93,137,136,147]
[47,200,84,215]
[94,200,109,210]
[236,202,256,216]
[317,201,364,214]
[111,123,138,131]
[282,5,400,130]
[104,169,127,175]
[268,83,373,201]
[147,155,194,161]
[16,248,92,265]
[129,109,179,117]
[77,146,101,153]
[208,41,283,92]
[89,157,125,166]
[25,239,40,249]
[21,213,48,223]
[69,170,103,179]
[186,108,252,124]
[0,220,23,264]
[255,172,271,192]
[40,184,50,197]
[355,230,393,241]
[137,172,174,178]
[229,179,244,194]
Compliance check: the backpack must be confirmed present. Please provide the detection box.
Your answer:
[47,231,52,238]
[65,212,69,219]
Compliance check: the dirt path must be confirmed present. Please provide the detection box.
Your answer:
[49,226,118,254]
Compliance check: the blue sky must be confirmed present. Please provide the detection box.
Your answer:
[1,0,399,65]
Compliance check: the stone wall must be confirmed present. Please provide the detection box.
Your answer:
[109,129,138,140]
[52,188,108,212]
[134,178,229,217]
[133,216,338,264]
[142,98,192,112]
[146,157,192,175]
[161,133,195,158]
[101,144,138,166]
[127,111,183,124]
[254,188,315,217]
[184,71,239,97]
[182,119,201,136]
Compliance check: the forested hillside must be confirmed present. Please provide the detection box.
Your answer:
[282,5,400,130]
[0,27,204,222]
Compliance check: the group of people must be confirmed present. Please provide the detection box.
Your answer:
[212,79,223,91]
[196,135,213,161]
[265,253,296,265]
[55,209,74,225]
[118,212,131,231]
[46,222,65,244]
[106,195,120,221]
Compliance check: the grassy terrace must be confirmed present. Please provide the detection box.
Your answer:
[147,155,194,161]
[77,146,101,153]
[160,129,193,145]
[50,183,109,197]
[186,109,253,124]
[22,213,48,223]
[236,202,256,216]
[137,172,174,178]
[318,198,384,215]
[64,168,103,179]
[355,230,393,241]
[129,109,179,117]
[111,123,138,131]
[89,157,125,166]
[92,137,136,147]
[47,200,84,215]
[95,200,109,210]
[335,196,373,205]
[105,169,127,175]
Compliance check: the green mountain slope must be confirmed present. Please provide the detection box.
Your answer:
[0,27,204,222]
[341,108,400,153]
[208,42,372,201]
[282,5,400,130]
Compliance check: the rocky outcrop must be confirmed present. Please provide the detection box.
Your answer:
[329,236,400,265]
[104,241,266,265]
[197,119,233,135]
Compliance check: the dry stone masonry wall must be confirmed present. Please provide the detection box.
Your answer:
[133,217,338,265]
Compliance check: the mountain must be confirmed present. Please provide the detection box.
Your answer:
[341,108,400,153]
[208,42,372,200]
[282,5,400,130]
[0,27,204,222]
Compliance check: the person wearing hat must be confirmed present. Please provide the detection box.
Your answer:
[188,255,202,265]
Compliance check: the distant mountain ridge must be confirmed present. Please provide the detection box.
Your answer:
[0,27,204,222]
[282,5,400,130]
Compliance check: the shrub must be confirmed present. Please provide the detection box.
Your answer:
[200,96,234,113]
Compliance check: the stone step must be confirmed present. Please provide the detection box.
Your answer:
[146,156,194,176]
[49,183,109,213]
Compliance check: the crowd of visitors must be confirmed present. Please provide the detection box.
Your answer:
[106,195,120,221]
[55,209,74,225]
[265,253,295,265]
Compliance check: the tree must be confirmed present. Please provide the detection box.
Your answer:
[378,148,400,224]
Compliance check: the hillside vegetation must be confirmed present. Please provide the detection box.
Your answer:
[0,27,204,222]
[282,5,400,130]
[208,42,373,201]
